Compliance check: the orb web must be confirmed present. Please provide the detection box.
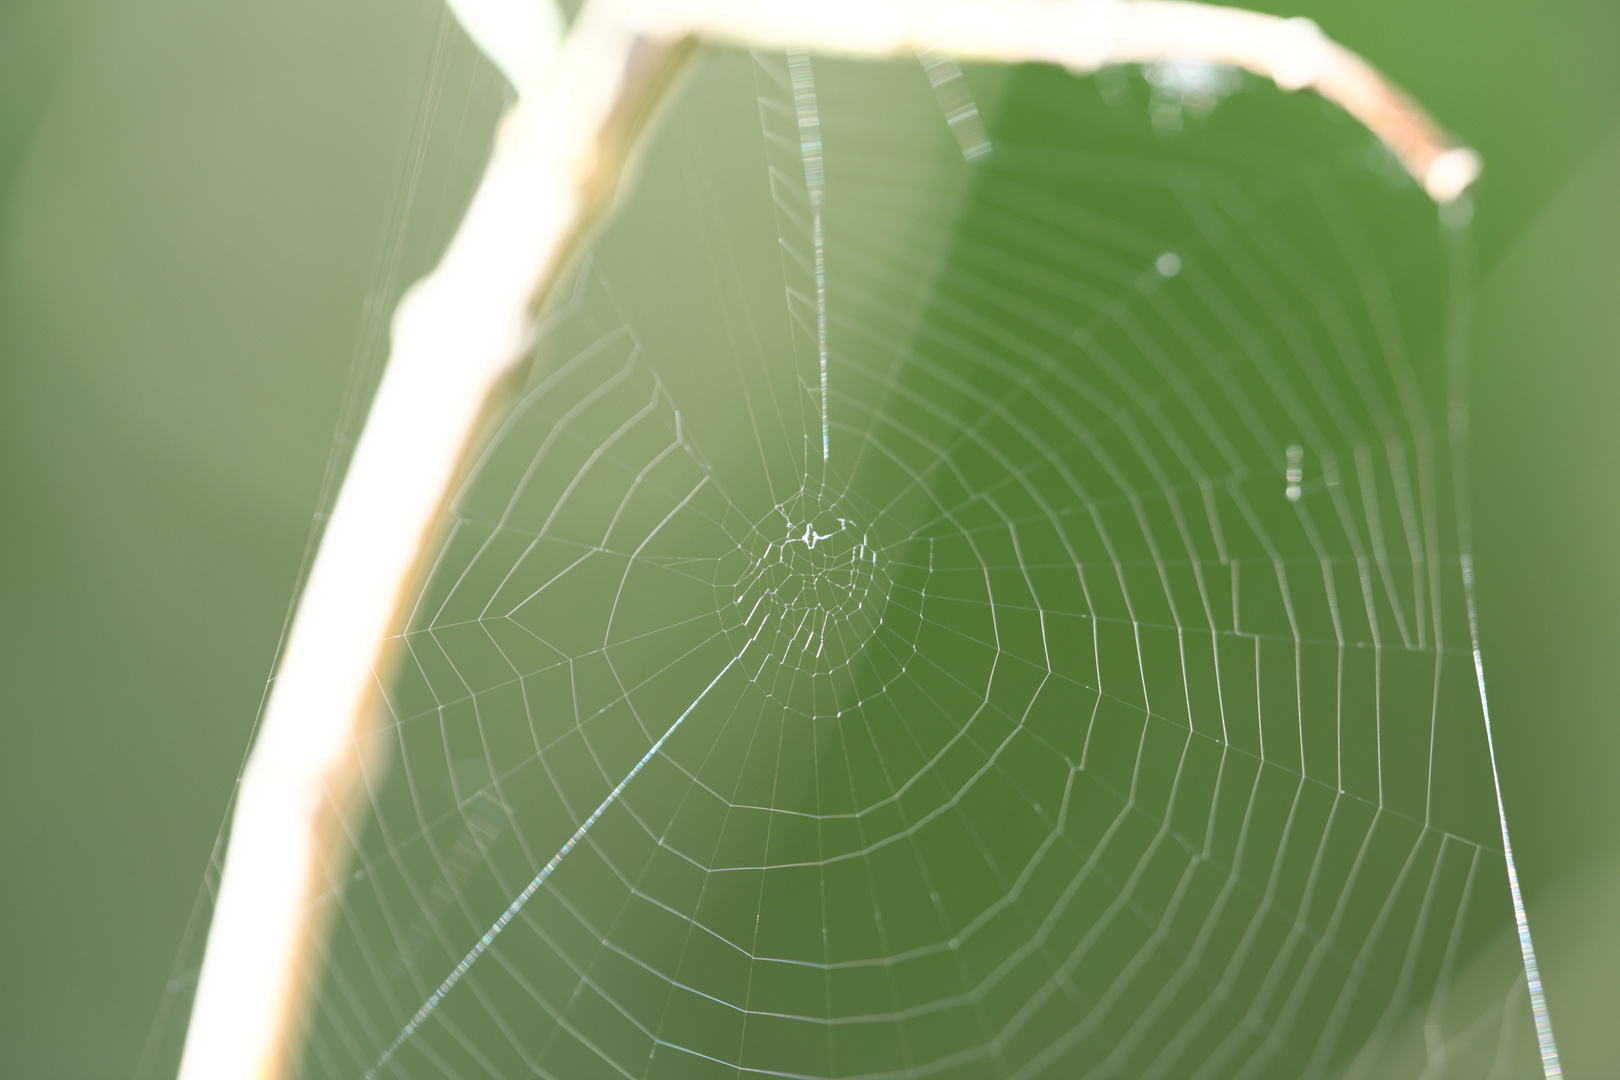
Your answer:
[285,47,1552,1080]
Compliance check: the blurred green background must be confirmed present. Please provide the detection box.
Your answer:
[1,0,1616,1076]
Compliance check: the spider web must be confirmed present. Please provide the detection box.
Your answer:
[295,47,1550,1080]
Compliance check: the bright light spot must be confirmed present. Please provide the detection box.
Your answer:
[1143,59,1242,131]
[1429,149,1483,206]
